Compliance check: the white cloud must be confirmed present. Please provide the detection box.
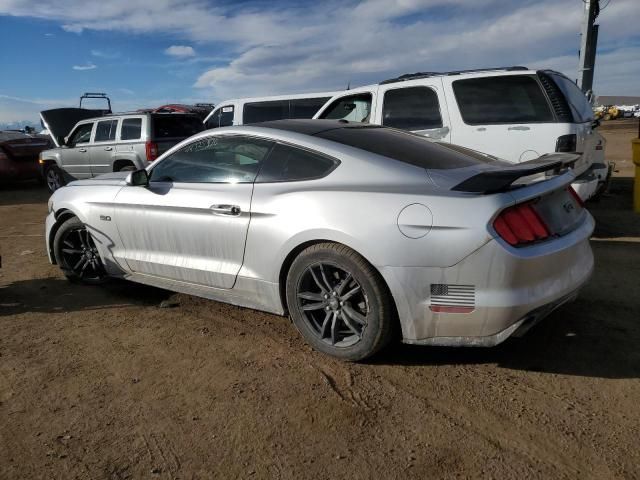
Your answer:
[0,0,637,107]
[164,45,196,57]
[72,62,97,71]
[91,49,120,59]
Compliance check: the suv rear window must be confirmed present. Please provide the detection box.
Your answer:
[121,118,142,140]
[243,98,331,124]
[317,126,496,170]
[453,75,553,124]
[152,115,204,139]
[244,101,289,124]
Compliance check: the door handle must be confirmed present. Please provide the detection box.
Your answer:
[78,148,87,153]
[210,204,241,216]
[104,146,113,151]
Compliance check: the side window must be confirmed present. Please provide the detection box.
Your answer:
[149,136,273,184]
[94,119,118,142]
[319,93,372,123]
[257,143,338,182]
[205,106,234,128]
[382,87,443,131]
[289,97,331,119]
[453,76,553,125]
[67,123,93,146]
[243,101,288,123]
[121,118,142,140]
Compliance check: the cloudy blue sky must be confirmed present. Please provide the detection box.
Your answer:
[0,0,638,125]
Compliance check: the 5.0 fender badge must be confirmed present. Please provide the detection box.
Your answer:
[100,215,112,221]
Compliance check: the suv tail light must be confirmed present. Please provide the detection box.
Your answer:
[555,134,576,152]
[493,202,550,246]
[145,141,159,162]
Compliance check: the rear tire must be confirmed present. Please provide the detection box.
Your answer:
[53,216,108,284]
[286,243,394,361]
[116,163,136,172]
[44,163,65,193]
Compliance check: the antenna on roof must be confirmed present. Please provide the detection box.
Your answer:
[346,80,351,90]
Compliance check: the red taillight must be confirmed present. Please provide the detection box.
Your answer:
[493,201,550,246]
[567,185,584,208]
[145,141,159,162]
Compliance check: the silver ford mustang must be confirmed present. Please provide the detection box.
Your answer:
[45,119,594,360]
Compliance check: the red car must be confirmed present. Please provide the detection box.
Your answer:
[0,129,52,185]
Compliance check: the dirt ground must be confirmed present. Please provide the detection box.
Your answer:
[1,121,639,480]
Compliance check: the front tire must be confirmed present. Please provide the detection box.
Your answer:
[44,163,65,193]
[286,243,394,361]
[53,217,107,284]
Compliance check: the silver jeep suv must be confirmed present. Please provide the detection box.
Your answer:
[40,111,204,192]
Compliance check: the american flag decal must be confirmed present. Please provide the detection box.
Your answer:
[429,284,475,313]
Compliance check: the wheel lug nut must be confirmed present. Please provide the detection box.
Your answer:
[325,306,330,311]
[324,294,329,299]
[340,301,344,306]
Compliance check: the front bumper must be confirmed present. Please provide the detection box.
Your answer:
[380,212,595,345]
[45,212,56,264]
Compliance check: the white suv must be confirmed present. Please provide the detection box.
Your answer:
[314,67,609,200]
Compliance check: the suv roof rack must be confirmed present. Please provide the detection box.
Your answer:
[79,92,112,112]
[379,66,529,84]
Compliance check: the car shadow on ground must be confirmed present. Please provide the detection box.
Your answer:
[0,277,171,316]
[372,301,640,380]
[590,177,640,239]
[0,181,50,206]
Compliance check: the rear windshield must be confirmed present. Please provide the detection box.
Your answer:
[547,73,593,122]
[453,75,554,124]
[316,126,499,170]
[152,115,204,139]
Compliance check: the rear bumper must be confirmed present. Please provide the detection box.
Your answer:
[381,212,595,345]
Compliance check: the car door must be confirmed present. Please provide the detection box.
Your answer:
[375,80,451,142]
[62,122,94,178]
[112,134,274,289]
[89,118,118,175]
[442,74,558,163]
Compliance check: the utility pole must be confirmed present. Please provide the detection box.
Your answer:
[578,0,600,97]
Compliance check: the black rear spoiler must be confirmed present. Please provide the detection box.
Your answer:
[451,153,580,194]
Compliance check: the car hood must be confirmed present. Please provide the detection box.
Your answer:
[67,171,129,187]
[40,108,105,147]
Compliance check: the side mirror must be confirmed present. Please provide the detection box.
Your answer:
[126,169,149,187]
[591,119,600,129]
